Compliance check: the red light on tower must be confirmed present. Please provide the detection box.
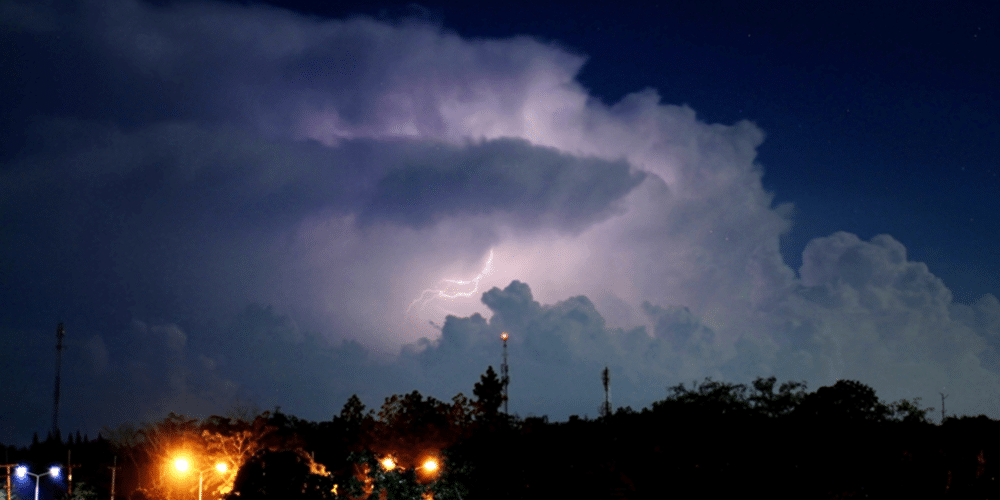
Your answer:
[500,332,508,341]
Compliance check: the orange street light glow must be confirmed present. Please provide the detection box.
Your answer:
[215,463,228,473]
[174,459,190,472]
[421,458,438,473]
[380,457,396,471]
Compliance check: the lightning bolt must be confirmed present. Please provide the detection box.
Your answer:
[407,249,495,312]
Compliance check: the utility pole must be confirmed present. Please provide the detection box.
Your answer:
[3,449,11,500]
[108,457,117,500]
[500,332,510,415]
[52,323,66,441]
[2,463,17,500]
[66,449,80,496]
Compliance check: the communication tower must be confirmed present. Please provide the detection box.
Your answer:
[52,322,65,440]
[601,366,611,417]
[500,332,510,414]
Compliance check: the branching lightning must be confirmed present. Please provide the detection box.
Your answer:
[407,249,495,312]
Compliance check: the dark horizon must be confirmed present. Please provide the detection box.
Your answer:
[4,374,999,499]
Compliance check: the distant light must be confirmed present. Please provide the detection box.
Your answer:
[174,459,189,472]
[380,457,396,471]
[215,463,228,473]
[422,458,438,473]
[15,466,27,478]
[49,466,60,478]
[501,332,508,341]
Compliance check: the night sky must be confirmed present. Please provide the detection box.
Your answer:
[1,0,997,446]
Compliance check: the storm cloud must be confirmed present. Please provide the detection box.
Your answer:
[1,0,997,444]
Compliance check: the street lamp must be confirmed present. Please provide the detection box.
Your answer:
[377,456,438,476]
[173,459,227,500]
[419,458,439,474]
[411,457,441,483]
[378,455,441,476]
[15,466,60,500]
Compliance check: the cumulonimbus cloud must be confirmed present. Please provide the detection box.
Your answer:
[0,0,997,443]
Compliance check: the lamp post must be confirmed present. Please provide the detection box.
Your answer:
[15,466,60,500]
[174,459,227,500]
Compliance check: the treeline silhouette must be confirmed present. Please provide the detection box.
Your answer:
[4,372,999,499]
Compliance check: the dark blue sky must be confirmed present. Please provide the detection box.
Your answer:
[1,0,997,446]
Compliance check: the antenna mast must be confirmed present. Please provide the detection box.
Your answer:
[500,332,510,414]
[601,366,611,417]
[940,392,948,422]
[53,322,65,440]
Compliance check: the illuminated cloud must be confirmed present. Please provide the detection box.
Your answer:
[0,0,996,443]
[751,233,1000,413]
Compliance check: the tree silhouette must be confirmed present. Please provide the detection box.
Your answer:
[340,395,368,425]
[226,449,334,500]
[473,366,504,423]
[653,377,751,420]
[796,379,890,423]
[887,398,934,424]
[749,376,807,419]
[368,391,463,470]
